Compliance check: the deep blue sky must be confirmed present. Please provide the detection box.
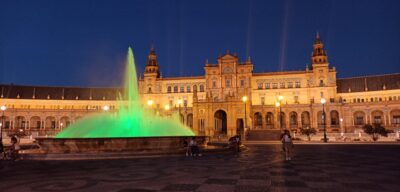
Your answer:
[1,0,399,87]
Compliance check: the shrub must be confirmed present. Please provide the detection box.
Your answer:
[300,127,317,141]
[362,124,393,141]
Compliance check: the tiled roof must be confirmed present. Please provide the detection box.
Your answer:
[0,84,123,100]
[337,73,400,93]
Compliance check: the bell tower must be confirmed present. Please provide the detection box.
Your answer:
[310,32,331,87]
[311,32,329,67]
[143,47,160,93]
[144,47,160,78]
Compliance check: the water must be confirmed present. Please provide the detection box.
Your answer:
[56,47,195,138]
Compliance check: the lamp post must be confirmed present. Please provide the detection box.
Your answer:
[148,99,157,115]
[340,118,344,135]
[164,104,170,116]
[242,96,248,140]
[1,105,6,144]
[103,105,110,112]
[275,95,283,132]
[242,96,248,129]
[321,98,327,142]
[177,99,183,123]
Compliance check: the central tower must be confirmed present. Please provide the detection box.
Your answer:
[193,52,253,137]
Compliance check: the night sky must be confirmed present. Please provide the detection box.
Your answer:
[1,0,399,87]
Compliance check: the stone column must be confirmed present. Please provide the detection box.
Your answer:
[368,113,372,124]
[297,112,302,129]
[325,108,331,129]
[383,112,387,126]
[261,113,266,129]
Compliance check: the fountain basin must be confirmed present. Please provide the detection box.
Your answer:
[36,136,208,153]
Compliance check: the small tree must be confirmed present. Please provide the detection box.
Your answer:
[300,127,317,141]
[362,123,392,141]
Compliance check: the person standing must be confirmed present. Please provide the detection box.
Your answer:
[281,130,293,161]
[189,137,200,156]
[235,135,241,152]
[10,136,20,161]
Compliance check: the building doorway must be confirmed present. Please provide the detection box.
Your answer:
[214,110,227,135]
[236,119,244,136]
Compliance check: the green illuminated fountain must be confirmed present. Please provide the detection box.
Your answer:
[56,47,194,138]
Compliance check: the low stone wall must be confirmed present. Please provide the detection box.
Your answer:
[36,136,209,153]
[293,132,400,142]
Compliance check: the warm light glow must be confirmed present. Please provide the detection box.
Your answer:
[177,99,183,104]
[275,102,280,107]
[340,118,343,122]
[0,105,6,111]
[164,104,170,111]
[147,99,154,106]
[60,123,64,126]
[103,105,110,111]
[242,96,248,102]
[278,95,284,101]
[320,98,326,104]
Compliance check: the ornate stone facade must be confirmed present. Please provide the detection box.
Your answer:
[1,33,399,138]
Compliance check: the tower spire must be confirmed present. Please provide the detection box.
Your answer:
[145,46,160,78]
[311,32,328,66]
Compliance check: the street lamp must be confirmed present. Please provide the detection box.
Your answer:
[321,98,327,142]
[164,104,170,117]
[242,96,248,129]
[177,99,183,123]
[103,105,110,112]
[147,99,154,107]
[339,118,344,136]
[164,104,170,111]
[276,95,283,132]
[1,105,6,143]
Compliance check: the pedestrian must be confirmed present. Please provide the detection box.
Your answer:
[281,130,293,161]
[0,141,4,160]
[189,137,201,156]
[235,135,241,152]
[10,136,20,161]
[184,138,191,156]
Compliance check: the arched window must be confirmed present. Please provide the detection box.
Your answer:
[187,85,191,92]
[167,86,171,93]
[199,85,205,92]
[174,86,178,93]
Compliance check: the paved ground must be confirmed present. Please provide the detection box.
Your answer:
[1,144,399,192]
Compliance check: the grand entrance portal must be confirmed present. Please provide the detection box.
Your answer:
[214,110,227,135]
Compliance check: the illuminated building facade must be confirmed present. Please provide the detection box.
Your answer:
[1,33,399,138]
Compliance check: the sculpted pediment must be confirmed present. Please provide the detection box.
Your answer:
[219,53,238,61]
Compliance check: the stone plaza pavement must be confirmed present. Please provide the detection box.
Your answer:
[0,144,399,192]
